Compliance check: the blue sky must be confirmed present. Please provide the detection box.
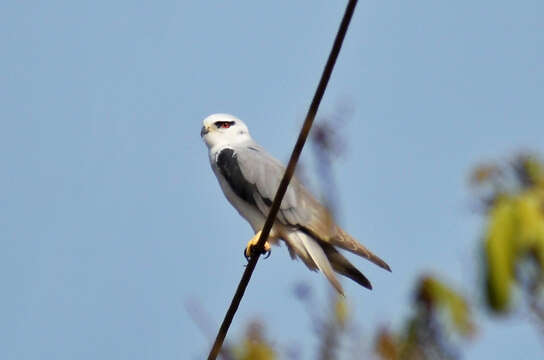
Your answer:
[2,1,543,359]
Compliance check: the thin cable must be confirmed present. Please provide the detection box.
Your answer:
[207,1,358,358]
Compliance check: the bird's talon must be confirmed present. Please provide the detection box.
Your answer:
[244,237,271,260]
[243,248,251,262]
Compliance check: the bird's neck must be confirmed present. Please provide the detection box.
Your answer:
[209,138,254,158]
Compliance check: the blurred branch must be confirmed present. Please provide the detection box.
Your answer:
[293,283,351,360]
[310,102,354,216]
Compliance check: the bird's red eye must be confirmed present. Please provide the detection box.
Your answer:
[215,121,235,129]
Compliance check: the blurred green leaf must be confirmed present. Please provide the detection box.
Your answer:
[516,191,544,260]
[484,196,516,312]
[419,276,475,337]
[235,340,276,360]
[233,321,277,360]
[519,155,544,188]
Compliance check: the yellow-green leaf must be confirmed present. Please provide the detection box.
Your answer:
[419,276,475,336]
[484,197,516,312]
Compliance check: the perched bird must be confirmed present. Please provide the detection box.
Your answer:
[201,113,390,294]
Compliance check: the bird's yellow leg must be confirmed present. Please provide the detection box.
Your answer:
[244,230,271,258]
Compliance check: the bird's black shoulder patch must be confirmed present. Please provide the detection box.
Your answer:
[216,148,258,206]
[262,197,272,206]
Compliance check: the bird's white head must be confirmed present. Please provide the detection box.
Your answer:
[201,113,252,149]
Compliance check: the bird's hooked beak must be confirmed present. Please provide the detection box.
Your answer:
[200,125,210,137]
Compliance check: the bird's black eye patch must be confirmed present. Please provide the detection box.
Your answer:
[214,121,235,129]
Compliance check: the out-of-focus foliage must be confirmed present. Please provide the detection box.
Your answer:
[471,154,544,314]
[334,295,349,329]
[232,320,277,360]
[375,276,474,360]
[484,197,516,311]
[310,105,353,216]
[293,283,351,360]
[417,276,475,337]
[375,328,400,360]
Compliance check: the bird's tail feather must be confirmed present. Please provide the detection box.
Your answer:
[322,244,372,290]
[333,228,391,272]
[297,231,345,295]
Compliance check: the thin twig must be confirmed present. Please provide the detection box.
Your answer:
[207,1,358,358]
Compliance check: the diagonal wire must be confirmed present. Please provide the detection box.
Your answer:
[207,1,358,359]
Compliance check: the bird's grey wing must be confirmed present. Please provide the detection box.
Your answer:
[217,144,391,276]
[231,144,335,237]
[239,148,391,272]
